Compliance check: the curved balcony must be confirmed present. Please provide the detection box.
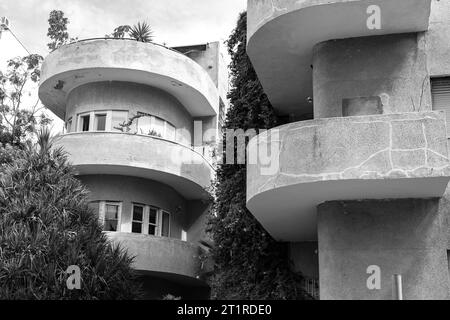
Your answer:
[247,111,450,241]
[105,232,206,285]
[55,132,213,200]
[39,39,219,119]
[247,0,432,115]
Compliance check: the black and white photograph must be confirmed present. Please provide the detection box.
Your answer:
[0,0,450,311]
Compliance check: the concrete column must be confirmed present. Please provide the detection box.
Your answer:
[317,199,449,300]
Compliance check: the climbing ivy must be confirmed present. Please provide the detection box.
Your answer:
[207,12,310,300]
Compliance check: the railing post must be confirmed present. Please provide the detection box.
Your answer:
[393,274,403,300]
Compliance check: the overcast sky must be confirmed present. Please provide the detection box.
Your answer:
[0,0,247,56]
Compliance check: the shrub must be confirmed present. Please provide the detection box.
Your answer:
[0,130,142,299]
[207,12,309,300]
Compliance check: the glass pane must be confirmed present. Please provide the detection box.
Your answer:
[104,220,118,232]
[105,205,118,220]
[133,205,143,221]
[161,212,170,237]
[132,222,142,233]
[81,115,90,132]
[138,116,151,135]
[165,123,176,141]
[149,208,157,224]
[148,225,156,235]
[95,114,106,131]
[111,111,128,132]
[151,117,164,137]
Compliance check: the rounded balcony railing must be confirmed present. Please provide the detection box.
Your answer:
[105,232,205,283]
[39,38,219,119]
[55,132,214,200]
[247,111,450,241]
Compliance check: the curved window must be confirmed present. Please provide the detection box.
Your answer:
[131,203,171,237]
[136,115,176,140]
[73,110,177,141]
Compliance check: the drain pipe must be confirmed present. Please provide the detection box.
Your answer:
[393,274,403,300]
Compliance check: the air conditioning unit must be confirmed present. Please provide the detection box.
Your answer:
[0,16,10,30]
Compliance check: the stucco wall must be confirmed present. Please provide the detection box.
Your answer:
[106,232,203,280]
[81,175,186,239]
[313,33,431,119]
[318,199,450,300]
[185,200,211,244]
[66,81,193,144]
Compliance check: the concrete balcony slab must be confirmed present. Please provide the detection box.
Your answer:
[55,132,213,200]
[105,232,206,285]
[247,111,450,241]
[39,39,219,119]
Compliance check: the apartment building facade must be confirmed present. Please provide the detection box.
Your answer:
[38,39,227,299]
[246,0,450,299]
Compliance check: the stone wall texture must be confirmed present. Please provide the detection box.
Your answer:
[248,111,450,200]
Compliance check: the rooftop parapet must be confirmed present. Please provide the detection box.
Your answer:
[39,39,220,119]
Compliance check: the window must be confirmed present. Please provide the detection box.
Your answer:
[111,111,129,132]
[152,116,165,137]
[132,204,144,233]
[137,115,152,135]
[431,77,450,137]
[165,122,176,141]
[130,204,171,237]
[94,113,107,131]
[79,114,90,132]
[104,202,120,232]
[148,207,158,235]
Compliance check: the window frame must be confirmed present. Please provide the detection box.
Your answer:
[77,112,92,132]
[94,112,107,131]
[129,204,171,237]
[431,77,450,138]
[160,210,171,238]
[148,206,159,236]
[131,203,145,234]
[99,201,122,232]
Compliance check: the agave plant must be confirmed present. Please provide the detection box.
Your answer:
[130,21,153,43]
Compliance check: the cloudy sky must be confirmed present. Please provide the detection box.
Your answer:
[1,0,247,56]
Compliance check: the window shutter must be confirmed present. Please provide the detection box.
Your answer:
[432,77,450,136]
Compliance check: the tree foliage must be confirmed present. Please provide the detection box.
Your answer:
[47,10,70,51]
[108,21,153,43]
[0,54,51,147]
[0,128,142,299]
[207,12,309,300]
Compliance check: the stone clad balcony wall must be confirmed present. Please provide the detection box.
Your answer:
[247,111,450,241]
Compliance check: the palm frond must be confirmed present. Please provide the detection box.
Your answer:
[130,21,153,43]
